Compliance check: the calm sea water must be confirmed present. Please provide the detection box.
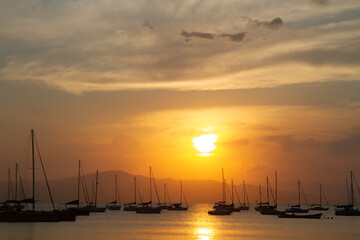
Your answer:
[1,204,360,240]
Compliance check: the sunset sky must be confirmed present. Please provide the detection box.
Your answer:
[0,0,360,186]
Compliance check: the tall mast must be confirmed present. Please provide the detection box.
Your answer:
[78,160,80,208]
[275,171,277,208]
[298,180,301,206]
[320,184,322,206]
[164,184,166,204]
[31,129,35,212]
[115,174,118,202]
[231,179,234,205]
[180,180,183,204]
[134,177,137,203]
[266,176,269,205]
[150,166,152,203]
[350,171,354,207]
[346,178,350,205]
[243,180,246,204]
[7,168,11,201]
[222,168,224,202]
[222,168,226,202]
[15,164,18,201]
[95,170,98,207]
[259,184,262,204]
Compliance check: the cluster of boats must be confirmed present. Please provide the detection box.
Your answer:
[0,130,188,222]
[208,170,360,219]
[1,130,360,222]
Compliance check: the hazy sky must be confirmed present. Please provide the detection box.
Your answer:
[1,0,360,185]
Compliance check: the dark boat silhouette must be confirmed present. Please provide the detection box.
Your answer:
[124,177,140,211]
[168,180,188,211]
[63,160,90,216]
[136,167,161,214]
[335,171,360,216]
[261,172,282,215]
[285,180,309,213]
[310,184,329,211]
[208,168,232,215]
[278,212,322,219]
[255,176,276,212]
[107,174,121,210]
[84,170,107,212]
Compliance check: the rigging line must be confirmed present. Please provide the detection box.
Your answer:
[244,181,250,205]
[226,185,233,204]
[80,165,91,203]
[80,176,86,203]
[299,182,309,207]
[353,176,360,196]
[234,184,242,204]
[17,164,28,210]
[321,186,329,206]
[34,135,56,211]
[18,133,31,166]
[183,189,188,206]
[116,175,121,202]
[151,171,161,203]
[98,173,108,203]
[136,181,143,203]
[268,182,276,204]
[166,186,172,204]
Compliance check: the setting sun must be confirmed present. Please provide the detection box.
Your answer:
[192,133,218,156]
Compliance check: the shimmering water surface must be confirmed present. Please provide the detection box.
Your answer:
[1,204,360,240]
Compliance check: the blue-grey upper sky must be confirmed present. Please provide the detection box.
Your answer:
[1,0,359,93]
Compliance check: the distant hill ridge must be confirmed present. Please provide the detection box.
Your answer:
[0,169,350,205]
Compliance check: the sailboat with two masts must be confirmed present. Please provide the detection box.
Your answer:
[238,180,250,210]
[335,171,360,216]
[261,172,281,215]
[168,180,188,211]
[255,176,276,212]
[136,167,161,214]
[107,174,121,210]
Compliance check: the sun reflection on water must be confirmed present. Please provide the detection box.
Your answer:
[195,227,214,240]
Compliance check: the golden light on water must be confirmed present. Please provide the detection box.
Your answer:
[192,133,218,157]
[195,228,214,240]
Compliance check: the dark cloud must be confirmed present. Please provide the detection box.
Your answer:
[181,29,246,43]
[252,17,284,30]
[221,32,246,42]
[310,0,330,6]
[181,30,215,40]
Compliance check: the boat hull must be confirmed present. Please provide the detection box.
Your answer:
[0,212,61,222]
[136,207,161,214]
[255,205,276,212]
[335,208,360,216]
[107,205,121,210]
[278,212,322,219]
[168,206,188,211]
[285,207,309,213]
[208,209,231,215]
